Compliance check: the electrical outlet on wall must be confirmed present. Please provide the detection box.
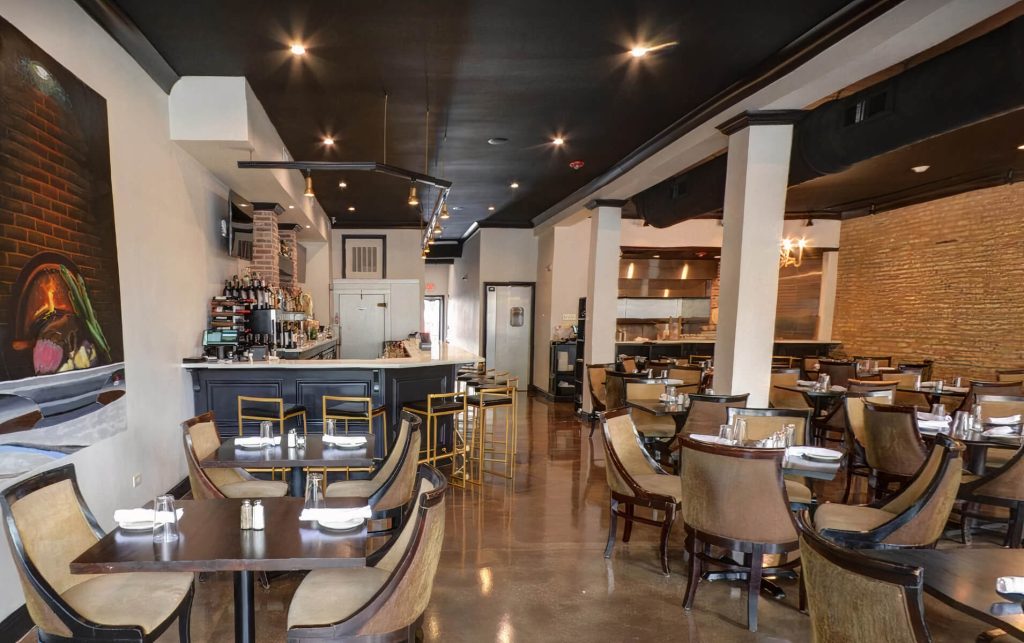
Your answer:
[131,473,142,488]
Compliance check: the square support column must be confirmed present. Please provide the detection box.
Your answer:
[713,111,801,406]
[583,200,623,412]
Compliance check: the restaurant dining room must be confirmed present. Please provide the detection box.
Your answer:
[2,1,1024,641]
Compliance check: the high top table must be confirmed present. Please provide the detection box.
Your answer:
[71,497,369,643]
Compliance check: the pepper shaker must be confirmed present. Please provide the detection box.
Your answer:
[240,499,253,530]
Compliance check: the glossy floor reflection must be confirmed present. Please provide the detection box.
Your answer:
[20,396,1008,642]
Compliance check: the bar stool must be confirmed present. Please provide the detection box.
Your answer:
[467,377,518,481]
[322,396,386,479]
[237,396,308,480]
[401,393,468,486]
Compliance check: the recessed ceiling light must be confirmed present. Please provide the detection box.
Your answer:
[348,206,356,212]
[487,205,495,211]
[322,137,335,146]
[290,43,306,56]
[653,255,660,258]
[911,165,930,173]
[338,181,347,189]
[288,205,294,209]
[238,203,249,207]
[629,42,677,58]
[305,225,310,229]
[1018,144,1024,150]
[630,46,650,58]
[509,181,520,189]
[552,136,564,146]
[487,137,509,146]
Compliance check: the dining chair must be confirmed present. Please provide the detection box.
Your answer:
[818,360,858,388]
[769,368,812,411]
[625,382,677,439]
[0,464,195,642]
[814,433,964,548]
[688,354,713,365]
[959,444,1024,548]
[973,394,1024,472]
[861,402,928,499]
[327,412,421,510]
[677,392,749,436]
[678,436,799,632]
[841,391,893,504]
[586,363,611,436]
[801,356,822,380]
[181,412,289,499]
[997,369,1024,384]
[600,409,681,575]
[667,365,704,393]
[620,356,637,373]
[852,355,894,368]
[726,407,814,507]
[887,371,932,408]
[898,360,935,381]
[286,465,447,642]
[848,379,898,395]
[795,511,930,642]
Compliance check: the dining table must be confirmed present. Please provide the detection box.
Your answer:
[898,384,969,406]
[71,497,370,643]
[605,372,685,411]
[204,434,376,497]
[921,427,1021,474]
[627,399,690,431]
[775,384,846,418]
[864,548,1024,640]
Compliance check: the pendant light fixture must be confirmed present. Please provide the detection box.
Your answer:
[303,170,315,198]
[407,184,419,207]
[440,203,450,220]
[432,221,442,235]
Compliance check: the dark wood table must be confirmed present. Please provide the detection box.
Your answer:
[204,434,376,496]
[865,548,1024,639]
[627,399,689,431]
[898,385,968,406]
[942,431,1020,474]
[775,385,846,418]
[606,373,684,410]
[71,497,369,643]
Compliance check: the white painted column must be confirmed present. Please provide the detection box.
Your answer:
[816,250,840,341]
[583,201,623,412]
[713,111,800,407]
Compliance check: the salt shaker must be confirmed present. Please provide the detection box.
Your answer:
[240,499,253,530]
[252,500,265,531]
[287,429,297,448]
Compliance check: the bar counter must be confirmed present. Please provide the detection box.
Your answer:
[184,342,480,456]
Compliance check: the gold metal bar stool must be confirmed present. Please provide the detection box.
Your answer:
[466,379,517,480]
[322,396,387,479]
[401,392,469,486]
[237,396,308,481]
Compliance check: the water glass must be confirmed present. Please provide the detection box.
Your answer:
[324,419,336,438]
[705,388,715,396]
[666,385,677,399]
[718,424,736,445]
[304,473,325,511]
[951,411,969,438]
[934,379,944,393]
[931,404,946,419]
[259,420,274,446]
[783,423,796,448]
[732,417,747,444]
[973,404,984,429]
[953,377,964,388]
[152,495,179,543]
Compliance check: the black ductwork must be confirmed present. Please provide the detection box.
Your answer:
[634,16,1024,227]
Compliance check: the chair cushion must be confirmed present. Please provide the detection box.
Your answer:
[463,394,513,407]
[288,566,391,629]
[636,423,676,438]
[324,404,385,419]
[633,474,682,503]
[814,503,893,534]
[220,480,289,498]
[785,479,813,506]
[325,479,380,499]
[986,449,1015,471]
[241,405,306,419]
[403,399,464,414]
[62,572,192,634]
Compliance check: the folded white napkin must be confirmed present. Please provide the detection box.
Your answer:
[946,386,969,393]
[299,506,372,522]
[983,426,1018,437]
[997,576,1024,594]
[988,415,1023,426]
[796,380,817,387]
[829,385,847,392]
[917,412,952,422]
[235,436,281,447]
[917,420,949,431]
[322,434,368,446]
[114,508,183,524]
[920,381,937,388]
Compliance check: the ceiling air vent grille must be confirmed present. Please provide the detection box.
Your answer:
[842,89,890,127]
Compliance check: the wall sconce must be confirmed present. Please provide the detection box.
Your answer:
[779,237,807,268]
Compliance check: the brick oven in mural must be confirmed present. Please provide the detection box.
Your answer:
[0,17,126,479]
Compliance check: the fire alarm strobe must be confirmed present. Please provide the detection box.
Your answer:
[569,160,584,170]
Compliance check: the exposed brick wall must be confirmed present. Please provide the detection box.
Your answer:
[251,210,279,287]
[0,42,123,378]
[832,182,1024,380]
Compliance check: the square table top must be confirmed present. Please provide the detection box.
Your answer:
[775,385,846,398]
[71,497,369,574]
[627,399,688,417]
[203,434,375,469]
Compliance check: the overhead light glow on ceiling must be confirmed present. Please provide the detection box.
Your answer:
[911,165,930,173]
[487,205,495,211]
[1017,144,1024,150]
[552,136,564,146]
[238,203,249,207]
[626,262,635,279]
[630,46,650,58]
[440,204,450,220]
[487,137,509,146]
[652,254,660,258]
[288,205,294,209]
[305,225,311,229]
[629,41,677,58]
[509,181,520,189]
[338,181,347,189]
[347,206,356,212]
[407,185,420,206]
[290,43,306,56]
[322,137,335,146]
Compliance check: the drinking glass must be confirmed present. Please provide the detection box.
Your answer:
[666,385,677,400]
[934,379,944,393]
[718,424,736,444]
[783,423,796,448]
[259,420,274,446]
[973,404,984,430]
[152,495,179,543]
[324,419,336,438]
[931,404,946,419]
[953,377,964,388]
[732,417,747,444]
[815,374,829,391]
[304,473,325,511]
[951,411,969,438]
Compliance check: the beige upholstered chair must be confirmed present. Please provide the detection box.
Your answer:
[860,403,927,499]
[997,369,1024,384]
[818,360,857,388]
[601,409,680,575]
[796,511,930,642]
[586,363,610,435]
[960,443,1024,547]
[886,371,932,408]
[667,365,704,392]
[0,464,194,642]
[852,355,894,368]
[678,393,749,436]
[848,379,898,395]
[620,356,637,373]
[182,412,288,499]
[814,434,963,548]
[727,407,815,506]
[327,413,421,511]
[679,437,799,632]
[841,392,892,504]
[625,382,677,439]
[287,465,447,641]
[769,369,811,410]
[959,380,1024,413]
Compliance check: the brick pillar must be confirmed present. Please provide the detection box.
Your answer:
[252,209,280,286]
[278,228,298,287]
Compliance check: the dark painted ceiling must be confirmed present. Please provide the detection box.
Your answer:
[110,0,857,238]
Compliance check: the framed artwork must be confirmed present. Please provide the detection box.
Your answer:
[342,235,387,279]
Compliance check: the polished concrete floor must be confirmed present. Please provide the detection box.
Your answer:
[21,396,1013,641]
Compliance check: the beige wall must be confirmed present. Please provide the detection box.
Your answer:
[833,182,1024,380]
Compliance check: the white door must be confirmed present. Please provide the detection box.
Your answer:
[337,293,386,358]
[485,285,532,389]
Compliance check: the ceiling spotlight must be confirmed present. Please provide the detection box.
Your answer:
[1017,144,1024,150]
[407,184,419,206]
[487,137,509,146]
[552,136,565,146]
[338,181,347,189]
[652,255,660,258]
[347,206,356,212]
[433,222,443,235]
[305,225,311,229]
[303,172,315,198]
[630,46,650,58]
[428,237,436,245]
[440,204,450,220]
[487,205,495,211]
[509,181,520,189]
[238,203,249,207]
[322,137,334,146]
[287,205,294,209]
[911,165,930,173]
[290,43,306,56]
[421,249,428,259]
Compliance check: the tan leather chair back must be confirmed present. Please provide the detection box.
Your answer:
[862,404,927,477]
[601,412,656,496]
[769,370,811,410]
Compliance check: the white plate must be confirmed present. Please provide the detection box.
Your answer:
[118,520,154,531]
[790,446,843,462]
[323,437,368,448]
[317,517,365,531]
[688,434,731,445]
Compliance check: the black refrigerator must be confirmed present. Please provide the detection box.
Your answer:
[574,297,586,414]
